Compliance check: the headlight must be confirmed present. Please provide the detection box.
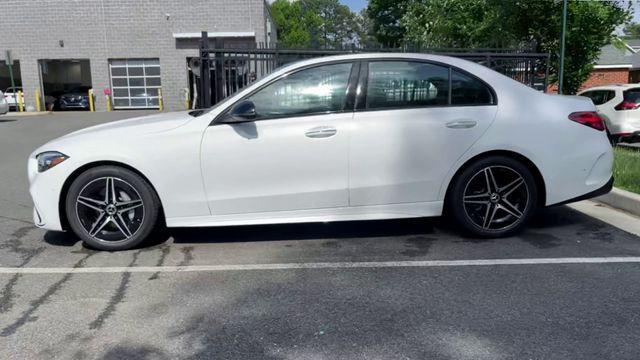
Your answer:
[36,151,69,172]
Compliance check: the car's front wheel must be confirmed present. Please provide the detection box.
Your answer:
[447,156,538,238]
[65,165,160,251]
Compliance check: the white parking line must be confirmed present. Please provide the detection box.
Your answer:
[2,257,640,274]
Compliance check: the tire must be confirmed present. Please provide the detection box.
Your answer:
[447,156,538,238]
[65,165,160,251]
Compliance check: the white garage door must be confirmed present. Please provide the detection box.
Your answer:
[109,59,161,109]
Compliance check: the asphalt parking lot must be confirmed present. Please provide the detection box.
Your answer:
[2,111,640,359]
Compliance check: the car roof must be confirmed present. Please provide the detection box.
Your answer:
[580,84,640,92]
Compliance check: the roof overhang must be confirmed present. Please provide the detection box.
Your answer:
[593,64,632,69]
[173,32,256,39]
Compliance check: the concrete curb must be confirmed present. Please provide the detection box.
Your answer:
[595,187,640,218]
[0,111,52,117]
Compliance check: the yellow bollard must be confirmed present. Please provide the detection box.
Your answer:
[35,88,42,112]
[158,89,164,111]
[17,91,24,112]
[88,89,95,112]
[105,94,112,112]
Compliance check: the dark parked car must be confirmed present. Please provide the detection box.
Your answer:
[58,86,91,110]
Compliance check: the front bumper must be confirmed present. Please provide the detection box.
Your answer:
[59,100,89,110]
[28,156,66,231]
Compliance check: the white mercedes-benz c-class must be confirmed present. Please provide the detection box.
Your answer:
[28,53,613,250]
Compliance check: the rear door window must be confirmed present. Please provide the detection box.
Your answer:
[365,61,450,109]
[451,69,494,105]
[582,90,611,105]
[623,88,640,103]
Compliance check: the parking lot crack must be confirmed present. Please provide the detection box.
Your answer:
[88,249,142,330]
[0,247,44,314]
[177,246,194,267]
[0,252,94,337]
[148,246,171,281]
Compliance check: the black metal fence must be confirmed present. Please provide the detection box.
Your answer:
[197,32,550,108]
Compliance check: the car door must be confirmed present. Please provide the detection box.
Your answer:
[349,60,498,206]
[200,61,356,215]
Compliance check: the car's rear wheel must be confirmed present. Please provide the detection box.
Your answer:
[65,165,160,251]
[447,156,537,238]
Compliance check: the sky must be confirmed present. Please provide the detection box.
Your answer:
[340,0,367,12]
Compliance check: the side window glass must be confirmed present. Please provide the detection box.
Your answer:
[246,62,352,119]
[366,61,449,109]
[586,91,608,105]
[451,70,493,105]
[606,90,615,103]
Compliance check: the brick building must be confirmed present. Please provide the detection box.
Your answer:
[0,0,276,111]
[579,42,639,92]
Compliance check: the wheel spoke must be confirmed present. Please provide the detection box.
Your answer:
[484,168,499,193]
[500,199,523,219]
[464,192,490,205]
[88,212,109,237]
[464,193,490,200]
[116,199,143,213]
[113,213,132,238]
[464,200,489,205]
[77,197,104,212]
[104,178,111,203]
[499,177,524,198]
[482,203,499,229]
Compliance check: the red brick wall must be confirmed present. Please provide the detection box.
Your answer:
[580,68,630,91]
[547,68,630,94]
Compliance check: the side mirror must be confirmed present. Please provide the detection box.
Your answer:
[222,100,256,123]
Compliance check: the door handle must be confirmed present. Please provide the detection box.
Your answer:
[446,120,477,129]
[305,126,337,138]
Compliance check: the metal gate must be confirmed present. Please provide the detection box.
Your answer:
[197,31,550,108]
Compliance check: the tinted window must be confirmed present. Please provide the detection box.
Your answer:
[624,88,640,103]
[247,62,352,119]
[582,90,613,105]
[451,70,493,105]
[366,61,449,109]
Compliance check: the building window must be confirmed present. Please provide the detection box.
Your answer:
[109,59,161,109]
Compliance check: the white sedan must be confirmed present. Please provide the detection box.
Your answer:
[28,54,614,250]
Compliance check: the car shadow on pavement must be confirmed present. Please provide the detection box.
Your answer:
[43,230,81,247]
[170,217,438,245]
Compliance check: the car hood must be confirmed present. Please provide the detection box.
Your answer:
[33,111,195,155]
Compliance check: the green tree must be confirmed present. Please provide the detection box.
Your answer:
[355,9,381,48]
[623,22,640,37]
[399,0,630,94]
[367,0,410,46]
[270,0,360,49]
[270,0,313,48]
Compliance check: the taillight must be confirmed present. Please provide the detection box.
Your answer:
[614,101,640,110]
[568,111,605,131]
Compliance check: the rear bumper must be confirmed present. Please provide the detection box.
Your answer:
[617,130,640,143]
[552,176,613,206]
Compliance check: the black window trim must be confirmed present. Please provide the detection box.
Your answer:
[212,56,498,125]
[354,58,498,113]
[212,60,360,125]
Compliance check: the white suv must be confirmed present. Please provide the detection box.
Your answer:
[578,84,640,143]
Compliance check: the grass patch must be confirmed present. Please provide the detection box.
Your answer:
[614,146,640,194]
